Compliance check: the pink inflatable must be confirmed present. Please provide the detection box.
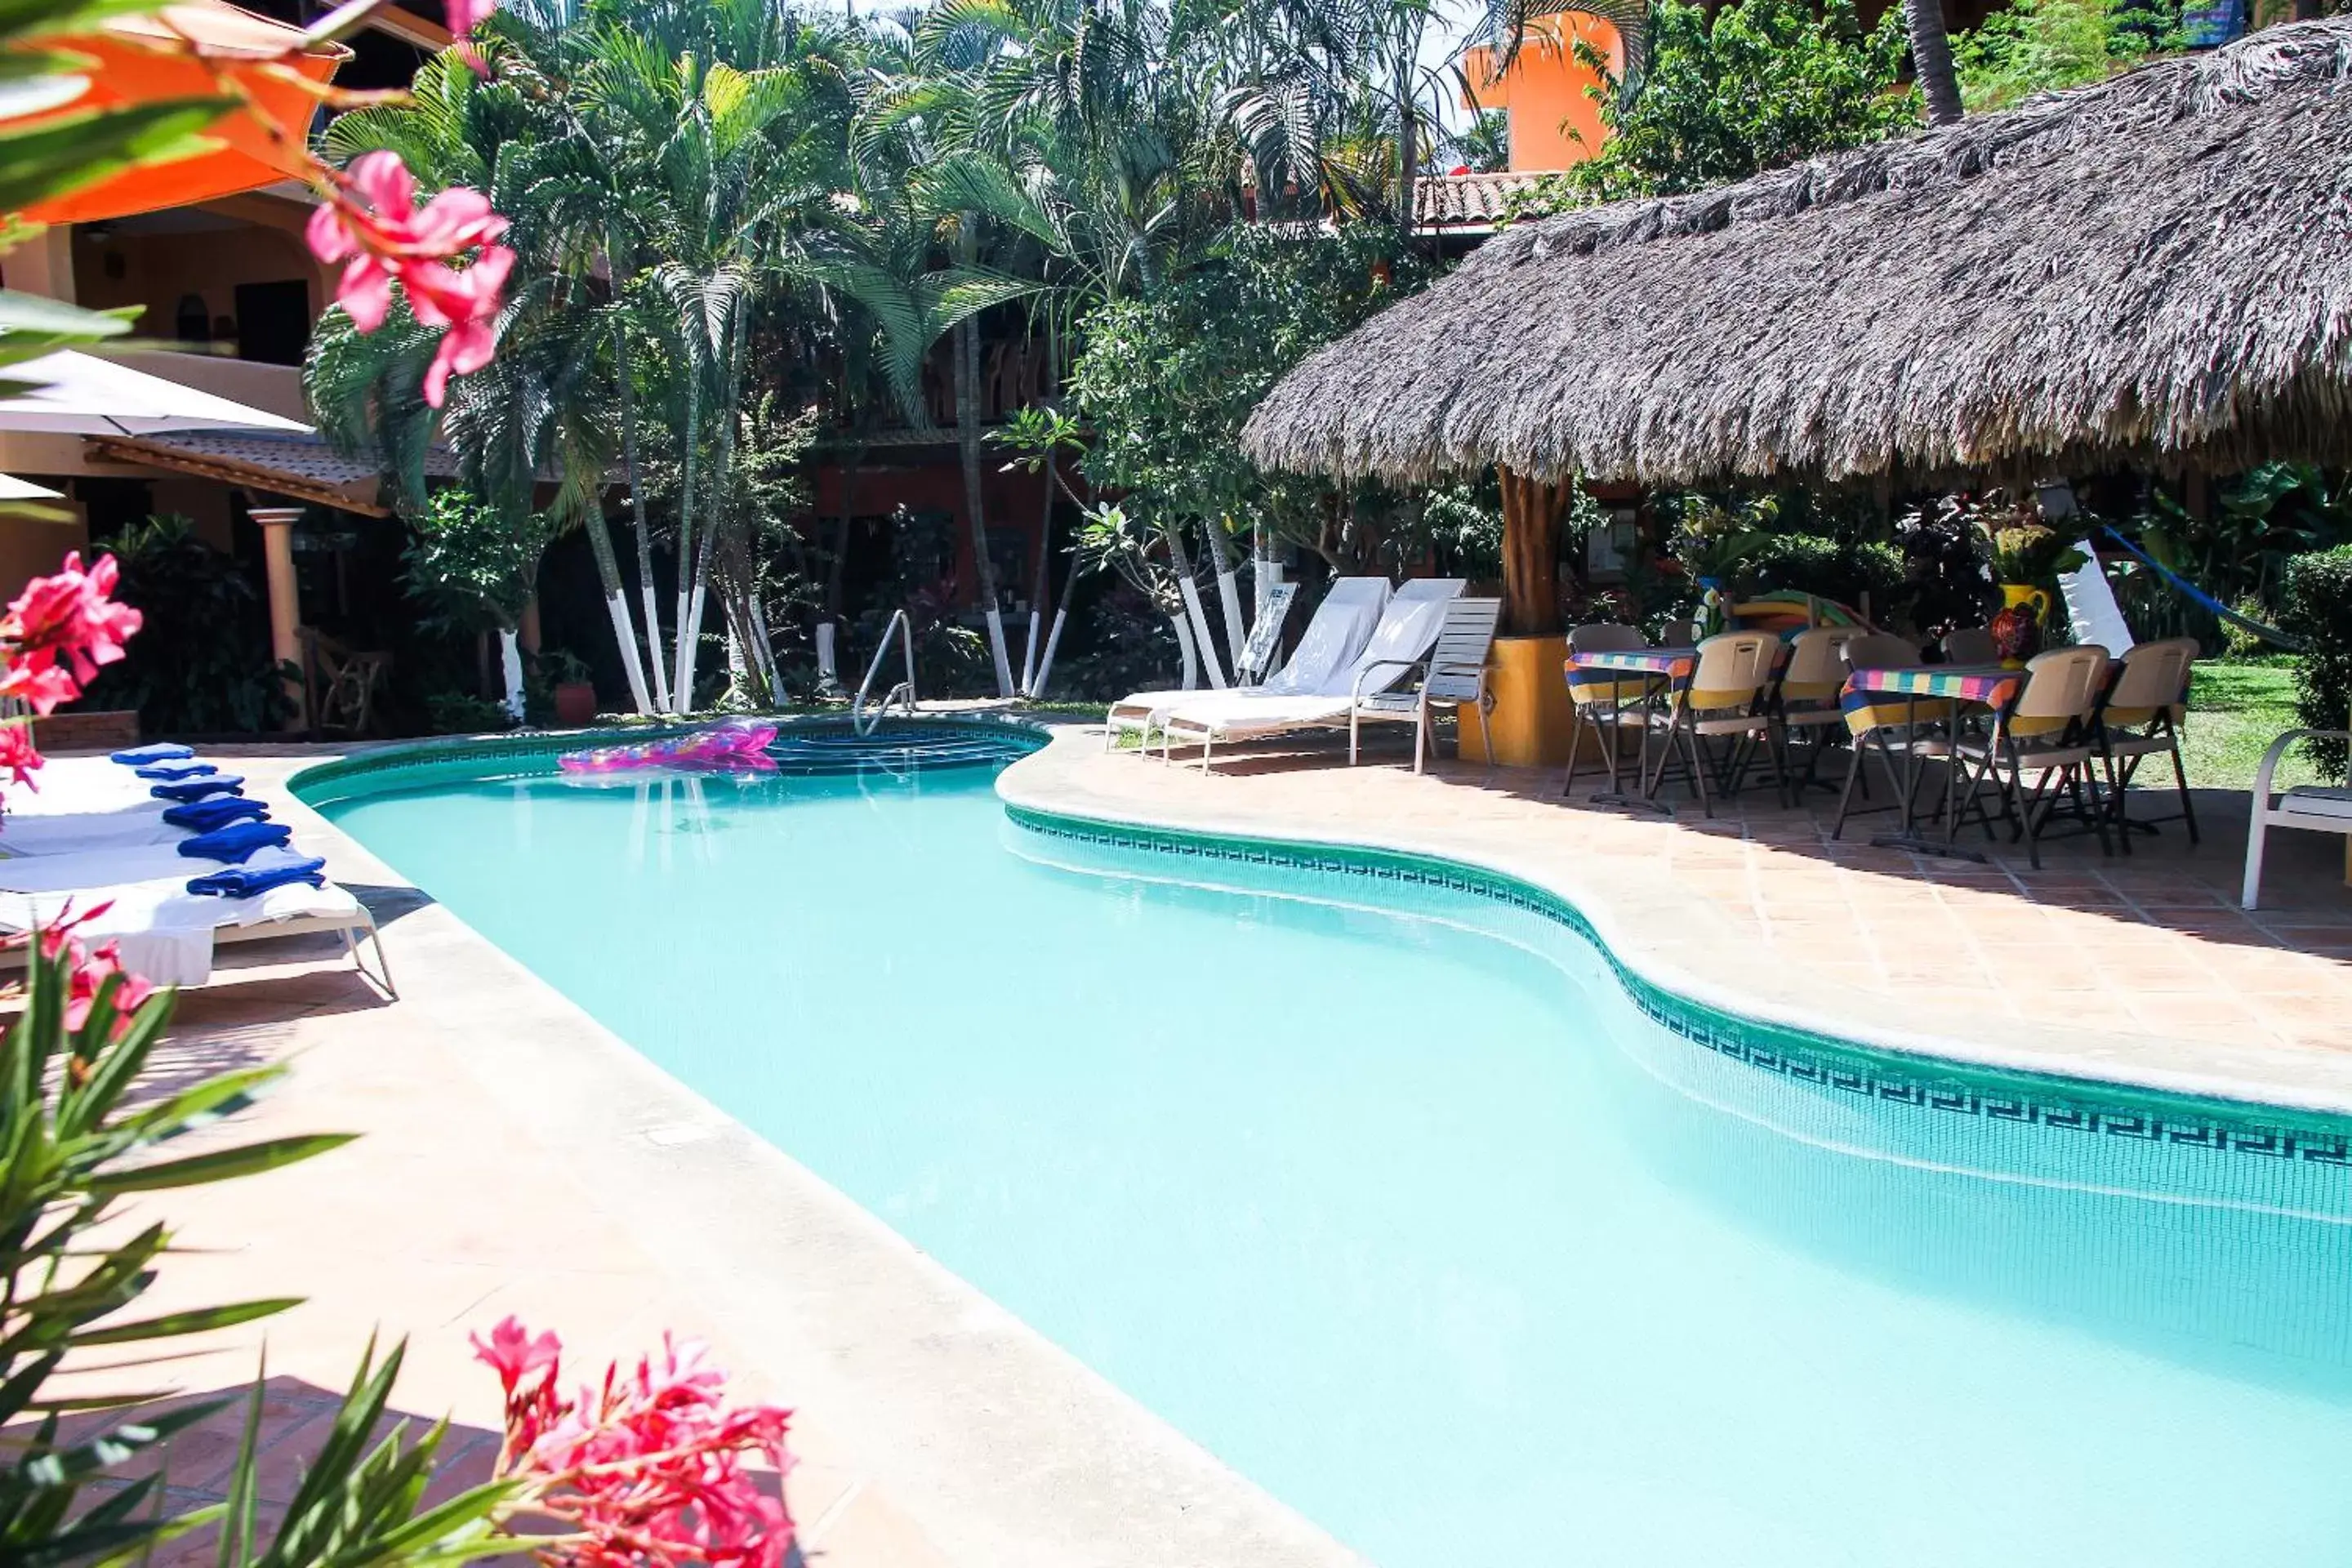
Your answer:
[559,720,778,776]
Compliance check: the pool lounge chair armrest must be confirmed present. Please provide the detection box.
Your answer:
[2256,729,2352,804]
[1351,657,1429,707]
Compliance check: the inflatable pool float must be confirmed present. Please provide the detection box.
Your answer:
[559,720,779,776]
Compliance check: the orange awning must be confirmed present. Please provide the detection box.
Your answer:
[11,0,346,225]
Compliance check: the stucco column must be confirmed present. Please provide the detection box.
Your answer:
[250,506,305,731]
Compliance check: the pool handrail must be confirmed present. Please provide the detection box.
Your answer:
[853,608,919,736]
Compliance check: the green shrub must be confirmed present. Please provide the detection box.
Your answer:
[2279,545,2352,780]
[78,516,292,735]
[425,690,516,735]
[1739,533,1907,614]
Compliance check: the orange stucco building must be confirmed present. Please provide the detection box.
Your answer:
[1459,13,1627,172]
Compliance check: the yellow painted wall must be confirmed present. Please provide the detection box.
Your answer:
[1459,15,1624,172]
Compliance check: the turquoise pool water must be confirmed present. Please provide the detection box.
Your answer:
[314,747,2352,1567]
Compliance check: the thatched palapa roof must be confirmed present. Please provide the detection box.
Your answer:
[1242,20,2352,489]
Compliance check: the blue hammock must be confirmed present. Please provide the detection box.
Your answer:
[2098,525,2307,652]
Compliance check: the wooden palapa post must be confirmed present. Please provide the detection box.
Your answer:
[1497,464,1566,636]
[1460,464,1576,766]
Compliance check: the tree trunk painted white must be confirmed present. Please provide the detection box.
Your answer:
[1177,574,1227,688]
[605,593,653,713]
[675,577,708,712]
[749,593,782,705]
[983,607,1014,697]
[498,627,526,724]
[726,625,746,684]
[1214,563,1246,672]
[639,580,671,711]
[1170,612,1198,691]
[815,621,839,688]
[1019,608,1040,696]
[1031,607,1068,700]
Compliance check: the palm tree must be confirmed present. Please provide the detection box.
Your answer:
[320,38,666,714]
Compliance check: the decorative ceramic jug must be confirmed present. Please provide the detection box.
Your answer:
[1989,584,2050,666]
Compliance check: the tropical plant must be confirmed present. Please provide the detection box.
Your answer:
[1067,222,1426,682]
[1980,516,2089,586]
[1953,0,2180,110]
[78,515,292,734]
[1501,0,1913,212]
[2282,544,2352,780]
[991,405,1092,697]
[403,488,556,721]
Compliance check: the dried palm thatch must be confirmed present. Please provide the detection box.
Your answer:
[1242,20,2352,489]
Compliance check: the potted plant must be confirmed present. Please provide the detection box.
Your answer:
[1976,510,2088,665]
[545,648,599,727]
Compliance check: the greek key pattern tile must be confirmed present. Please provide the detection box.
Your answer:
[1006,805,2352,1169]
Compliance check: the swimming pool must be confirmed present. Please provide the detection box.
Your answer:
[306,729,2352,1568]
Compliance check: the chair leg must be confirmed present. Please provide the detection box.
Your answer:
[1561,710,1586,799]
[2171,743,2200,844]
[2083,762,2115,858]
[2243,811,2269,909]
[1413,699,1428,775]
[1831,742,1865,840]
[1348,709,1360,766]
[1686,727,1715,818]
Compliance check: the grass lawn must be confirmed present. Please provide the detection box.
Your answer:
[2181,657,2324,794]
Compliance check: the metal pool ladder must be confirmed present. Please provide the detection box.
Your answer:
[852,608,918,736]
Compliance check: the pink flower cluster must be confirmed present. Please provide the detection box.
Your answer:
[472,1317,795,1568]
[0,551,140,715]
[307,152,515,407]
[38,919,157,1040]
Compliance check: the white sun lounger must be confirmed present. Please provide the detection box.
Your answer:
[1104,577,1383,753]
[0,877,390,991]
[1160,579,1466,771]
[0,760,391,992]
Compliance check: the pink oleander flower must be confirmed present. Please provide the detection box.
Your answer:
[445,0,496,72]
[32,920,155,1039]
[307,151,514,408]
[66,938,155,1036]
[474,1316,561,1393]
[0,723,41,791]
[0,552,141,715]
[472,1316,795,1568]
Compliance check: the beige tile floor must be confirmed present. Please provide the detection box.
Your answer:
[14,724,2352,1568]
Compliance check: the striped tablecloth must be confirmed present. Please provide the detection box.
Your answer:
[1567,648,1699,680]
[1845,664,2024,707]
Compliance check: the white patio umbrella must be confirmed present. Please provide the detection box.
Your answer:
[0,474,63,501]
[0,350,309,436]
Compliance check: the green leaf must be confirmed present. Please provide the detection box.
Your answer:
[90,1134,355,1194]
[10,1396,229,1492]
[71,1298,302,1348]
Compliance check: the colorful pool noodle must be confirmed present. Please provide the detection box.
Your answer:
[559,720,779,776]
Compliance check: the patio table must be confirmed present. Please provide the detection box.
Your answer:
[1566,648,1697,813]
[1841,664,2024,860]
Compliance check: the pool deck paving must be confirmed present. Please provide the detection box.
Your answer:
[11,720,2352,1568]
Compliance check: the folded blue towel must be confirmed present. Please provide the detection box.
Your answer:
[175,820,292,864]
[150,774,243,804]
[187,856,325,899]
[163,796,269,831]
[111,743,194,765]
[136,760,216,780]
